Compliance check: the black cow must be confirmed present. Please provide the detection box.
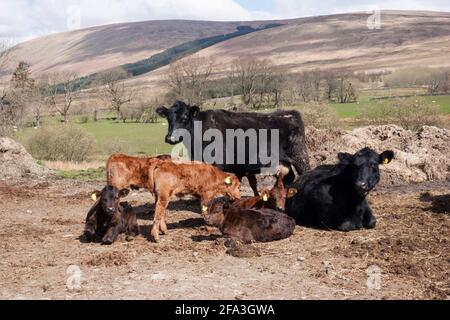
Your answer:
[84,185,139,244]
[156,101,310,195]
[285,147,394,231]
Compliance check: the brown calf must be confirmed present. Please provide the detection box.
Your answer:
[205,198,296,243]
[227,174,297,212]
[150,161,241,242]
[84,185,139,245]
[106,154,171,191]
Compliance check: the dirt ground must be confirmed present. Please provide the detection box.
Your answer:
[0,176,448,300]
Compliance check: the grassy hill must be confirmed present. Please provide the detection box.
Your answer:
[1,19,291,79]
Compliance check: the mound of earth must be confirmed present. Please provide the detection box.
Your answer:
[0,137,52,182]
[305,125,450,186]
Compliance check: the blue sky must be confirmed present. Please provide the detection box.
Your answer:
[1,0,449,44]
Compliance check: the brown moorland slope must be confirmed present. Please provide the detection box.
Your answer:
[1,19,292,79]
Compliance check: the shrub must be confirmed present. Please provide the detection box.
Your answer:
[358,97,444,130]
[80,115,89,123]
[26,125,96,161]
[295,102,340,129]
[103,138,131,155]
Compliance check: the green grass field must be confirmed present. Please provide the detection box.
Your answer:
[331,94,450,118]
[78,121,172,157]
[16,94,450,164]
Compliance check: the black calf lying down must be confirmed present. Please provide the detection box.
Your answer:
[286,147,394,231]
[206,197,295,243]
[84,185,139,244]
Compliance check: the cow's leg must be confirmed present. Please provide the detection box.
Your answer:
[362,203,377,229]
[127,212,140,236]
[337,206,365,231]
[84,207,98,242]
[102,223,121,245]
[151,195,169,242]
[159,215,168,235]
[246,174,259,196]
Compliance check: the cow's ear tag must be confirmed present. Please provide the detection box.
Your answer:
[383,158,390,164]
[224,177,232,185]
[202,206,208,213]
[262,194,269,202]
[91,193,97,201]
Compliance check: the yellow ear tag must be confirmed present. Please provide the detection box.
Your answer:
[383,158,390,164]
[202,206,208,213]
[224,177,232,185]
[91,193,97,201]
[262,194,269,202]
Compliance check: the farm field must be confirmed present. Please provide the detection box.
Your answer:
[0,177,448,299]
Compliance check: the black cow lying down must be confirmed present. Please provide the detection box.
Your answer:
[285,147,394,231]
[84,185,139,244]
[206,197,296,243]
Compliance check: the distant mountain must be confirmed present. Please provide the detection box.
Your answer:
[1,19,291,79]
[3,10,450,87]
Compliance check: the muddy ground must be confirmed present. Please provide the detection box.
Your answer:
[0,177,448,300]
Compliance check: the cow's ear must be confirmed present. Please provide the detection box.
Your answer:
[287,188,297,198]
[379,150,394,165]
[119,189,130,197]
[190,105,200,118]
[338,152,352,164]
[156,106,169,118]
[91,190,101,202]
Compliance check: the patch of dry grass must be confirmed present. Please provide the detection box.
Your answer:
[44,160,104,171]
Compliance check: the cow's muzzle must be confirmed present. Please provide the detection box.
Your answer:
[165,135,182,144]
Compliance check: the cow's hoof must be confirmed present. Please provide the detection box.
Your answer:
[365,217,377,229]
[337,221,357,232]
[102,239,113,245]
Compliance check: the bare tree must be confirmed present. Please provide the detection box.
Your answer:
[336,74,358,103]
[11,61,35,90]
[323,70,337,101]
[44,72,79,123]
[166,57,215,105]
[231,58,276,107]
[28,76,54,127]
[427,70,449,95]
[98,68,134,122]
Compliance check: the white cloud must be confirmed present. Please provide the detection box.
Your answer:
[272,0,450,19]
[1,0,449,44]
[0,0,266,44]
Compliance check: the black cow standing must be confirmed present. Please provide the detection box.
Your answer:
[285,147,394,231]
[156,101,310,195]
[84,185,139,244]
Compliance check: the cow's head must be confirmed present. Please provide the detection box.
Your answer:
[204,197,231,227]
[222,175,241,200]
[156,101,200,145]
[338,148,394,196]
[91,185,130,217]
[264,174,297,211]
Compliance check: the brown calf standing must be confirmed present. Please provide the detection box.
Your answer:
[227,174,297,212]
[84,185,139,245]
[106,154,171,191]
[205,198,296,243]
[150,161,241,242]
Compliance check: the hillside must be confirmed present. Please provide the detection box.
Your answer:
[149,11,450,79]
[1,19,291,79]
[2,10,450,89]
